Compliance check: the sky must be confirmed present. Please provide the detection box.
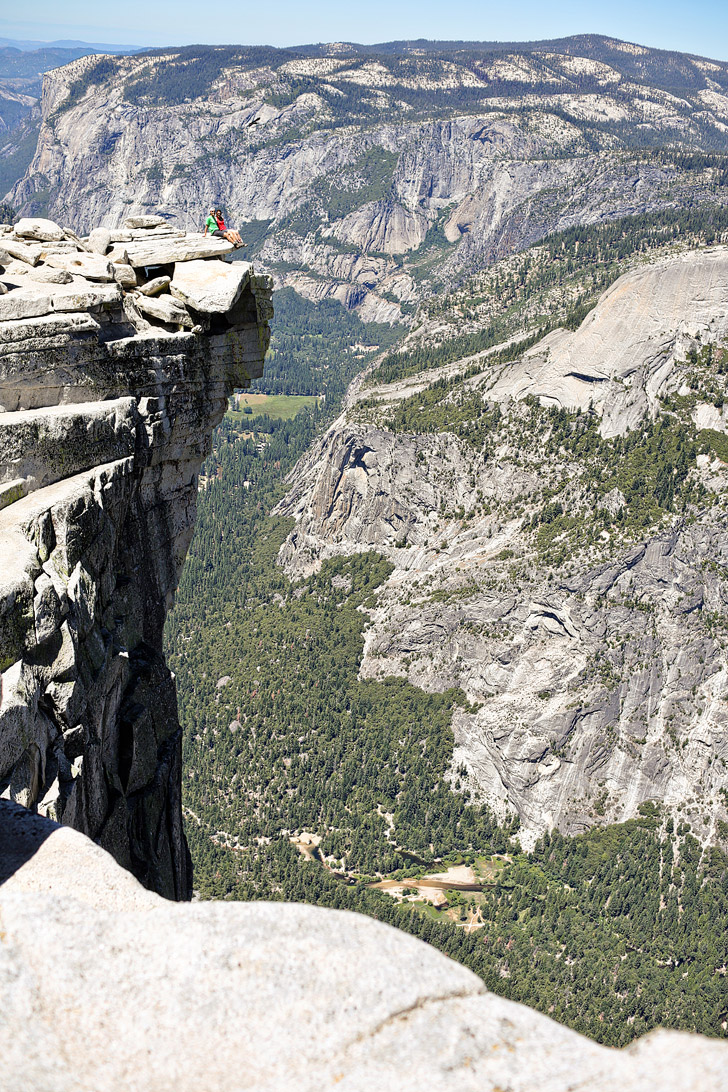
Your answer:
[1,0,727,62]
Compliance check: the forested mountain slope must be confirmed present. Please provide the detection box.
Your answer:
[277,246,728,844]
[6,36,728,322]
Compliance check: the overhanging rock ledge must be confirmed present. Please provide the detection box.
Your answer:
[0,216,273,899]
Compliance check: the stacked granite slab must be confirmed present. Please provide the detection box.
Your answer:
[0,215,273,899]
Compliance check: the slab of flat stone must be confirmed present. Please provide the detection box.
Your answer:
[45,252,115,282]
[0,311,100,348]
[49,282,122,313]
[0,287,54,322]
[124,233,233,268]
[138,275,171,297]
[134,292,193,327]
[170,259,251,313]
[109,230,133,243]
[123,215,168,229]
[129,228,184,240]
[2,240,42,266]
[19,267,73,285]
[112,263,137,288]
[13,217,64,242]
[38,242,81,253]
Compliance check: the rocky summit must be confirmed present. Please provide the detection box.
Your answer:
[0,215,272,898]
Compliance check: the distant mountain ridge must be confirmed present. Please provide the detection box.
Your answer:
[295,34,728,88]
[6,33,728,326]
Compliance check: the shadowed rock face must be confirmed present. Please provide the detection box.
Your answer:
[1,800,727,1092]
[0,219,273,899]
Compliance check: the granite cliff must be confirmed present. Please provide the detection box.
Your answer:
[0,214,273,897]
[1,215,727,1091]
[277,246,728,845]
[6,39,728,324]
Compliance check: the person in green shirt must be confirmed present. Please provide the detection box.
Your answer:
[203,206,244,248]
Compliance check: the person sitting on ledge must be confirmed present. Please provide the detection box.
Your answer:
[203,206,245,248]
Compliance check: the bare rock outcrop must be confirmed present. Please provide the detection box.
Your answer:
[486,246,728,436]
[1,799,726,1092]
[0,217,272,898]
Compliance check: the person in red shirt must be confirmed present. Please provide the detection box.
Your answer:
[202,206,245,248]
[215,208,244,248]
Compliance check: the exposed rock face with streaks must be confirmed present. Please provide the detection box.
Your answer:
[7,39,728,323]
[277,247,728,845]
[0,216,272,898]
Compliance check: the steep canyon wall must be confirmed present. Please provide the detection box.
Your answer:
[0,217,272,898]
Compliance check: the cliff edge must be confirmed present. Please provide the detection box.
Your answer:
[0,215,273,898]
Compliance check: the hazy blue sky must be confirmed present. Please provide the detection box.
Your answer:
[1,0,727,61]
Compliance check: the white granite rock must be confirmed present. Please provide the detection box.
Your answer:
[13,217,64,242]
[134,291,194,327]
[2,239,42,266]
[0,287,54,321]
[44,252,115,282]
[0,801,726,1092]
[138,275,171,296]
[124,215,168,229]
[87,227,112,255]
[49,281,123,312]
[123,233,233,267]
[18,267,73,284]
[112,263,137,288]
[108,245,130,264]
[170,258,251,313]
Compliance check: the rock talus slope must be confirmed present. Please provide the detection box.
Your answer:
[1,799,726,1092]
[278,247,728,844]
[0,216,273,898]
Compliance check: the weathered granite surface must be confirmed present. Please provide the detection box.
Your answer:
[277,248,728,846]
[0,218,272,898]
[1,800,726,1092]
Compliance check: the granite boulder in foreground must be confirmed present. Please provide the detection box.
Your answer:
[1,800,726,1092]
